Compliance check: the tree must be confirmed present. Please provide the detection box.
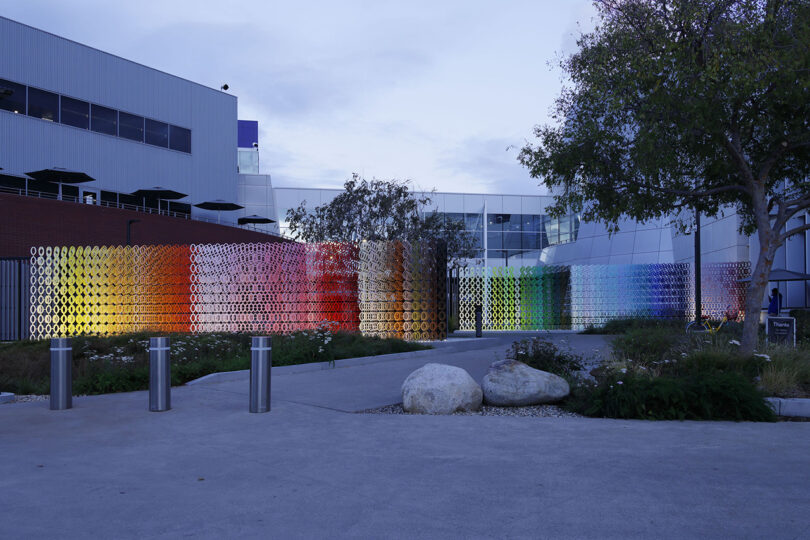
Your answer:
[286,174,479,268]
[519,0,810,353]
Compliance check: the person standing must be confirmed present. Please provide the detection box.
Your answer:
[768,287,783,316]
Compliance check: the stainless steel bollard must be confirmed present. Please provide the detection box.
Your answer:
[474,304,483,338]
[249,336,272,413]
[149,337,171,412]
[50,337,72,410]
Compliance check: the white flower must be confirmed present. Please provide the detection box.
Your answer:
[318,347,324,353]
[754,353,771,362]
[681,353,687,358]
[728,339,740,346]
[617,381,623,385]
[620,368,627,374]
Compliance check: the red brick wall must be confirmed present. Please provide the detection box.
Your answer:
[0,193,289,257]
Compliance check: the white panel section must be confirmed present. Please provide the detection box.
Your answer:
[631,252,660,264]
[0,16,237,207]
[501,195,522,214]
[633,229,661,254]
[609,232,636,255]
[484,195,502,213]
[463,194,485,214]
[442,193,464,211]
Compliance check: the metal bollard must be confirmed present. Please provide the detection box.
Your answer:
[149,337,171,412]
[474,304,483,338]
[249,336,272,413]
[50,337,72,410]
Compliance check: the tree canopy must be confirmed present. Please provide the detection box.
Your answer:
[519,0,810,351]
[286,174,478,267]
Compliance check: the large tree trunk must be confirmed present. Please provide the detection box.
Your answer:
[741,227,778,354]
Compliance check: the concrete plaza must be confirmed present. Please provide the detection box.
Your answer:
[1,333,809,539]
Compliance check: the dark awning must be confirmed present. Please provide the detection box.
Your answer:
[131,186,188,200]
[25,167,95,184]
[194,199,244,211]
[238,214,276,225]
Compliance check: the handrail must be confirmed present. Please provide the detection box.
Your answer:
[0,185,284,238]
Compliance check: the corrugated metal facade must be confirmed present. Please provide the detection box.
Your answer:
[0,258,30,341]
[0,16,238,216]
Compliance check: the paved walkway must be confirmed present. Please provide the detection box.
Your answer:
[2,333,809,539]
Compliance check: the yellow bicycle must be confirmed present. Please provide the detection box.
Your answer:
[685,307,739,336]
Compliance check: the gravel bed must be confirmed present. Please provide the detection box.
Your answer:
[362,403,582,418]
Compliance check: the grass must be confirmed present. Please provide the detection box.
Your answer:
[0,330,430,396]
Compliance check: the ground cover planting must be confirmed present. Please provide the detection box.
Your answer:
[0,328,429,396]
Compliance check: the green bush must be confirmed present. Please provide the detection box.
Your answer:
[582,318,685,335]
[505,338,583,379]
[611,327,682,364]
[0,330,429,396]
[789,309,810,343]
[566,372,775,421]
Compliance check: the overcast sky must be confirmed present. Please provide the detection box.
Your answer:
[4,0,597,195]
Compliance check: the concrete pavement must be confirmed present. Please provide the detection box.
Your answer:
[1,332,809,539]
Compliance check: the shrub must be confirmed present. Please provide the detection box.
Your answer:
[506,338,583,378]
[566,372,775,421]
[0,330,430,395]
[758,345,810,398]
[611,327,682,364]
[582,318,685,335]
[789,309,810,343]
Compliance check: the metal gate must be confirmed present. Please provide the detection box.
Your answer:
[0,258,30,341]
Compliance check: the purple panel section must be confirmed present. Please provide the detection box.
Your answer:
[238,120,259,148]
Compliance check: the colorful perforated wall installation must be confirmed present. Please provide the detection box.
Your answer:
[29,241,447,340]
[459,262,750,331]
[358,240,447,341]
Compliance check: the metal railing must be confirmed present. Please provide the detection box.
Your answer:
[0,184,285,238]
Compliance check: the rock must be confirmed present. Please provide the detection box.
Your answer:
[401,363,483,414]
[482,359,569,406]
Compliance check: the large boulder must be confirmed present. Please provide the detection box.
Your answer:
[401,363,483,414]
[482,359,569,406]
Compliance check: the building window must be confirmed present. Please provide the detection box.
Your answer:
[118,111,144,142]
[91,104,117,136]
[0,78,26,114]
[61,96,89,129]
[27,87,59,122]
[145,119,169,148]
[169,125,191,153]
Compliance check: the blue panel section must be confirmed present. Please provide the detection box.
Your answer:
[238,120,258,148]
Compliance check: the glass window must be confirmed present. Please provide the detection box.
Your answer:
[444,212,465,227]
[559,216,571,243]
[145,119,169,147]
[169,125,191,153]
[91,104,117,135]
[0,78,26,114]
[487,231,503,250]
[504,232,522,250]
[119,111,144,142]
[522,233,540,250]
[238,148,259,174]
[465,213,483,231]
[532,215,544,233]
[27,87,59,122]
[61,96,89,129]
[545,216,559,245]
[468,231,483,249]
[504,214,522,232]
[487,213,504,231]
